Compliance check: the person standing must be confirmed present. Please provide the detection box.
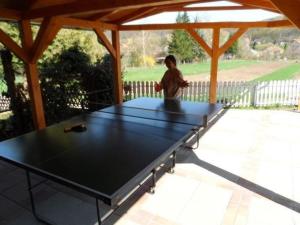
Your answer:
[155,55,189,99]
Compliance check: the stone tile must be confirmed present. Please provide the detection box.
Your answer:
[118,209,155,225]
[247,197,295,225]
[0,196,42,225]
[0,169,26,192]
[140,173,199,223]
[148,215,180,225]
[0,161,18,176]
[35,192,101,225]
[221,203,239,225]
[177,184,232,225]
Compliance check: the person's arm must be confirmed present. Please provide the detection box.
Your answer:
[175,70,189,88]
[155,72,166,92]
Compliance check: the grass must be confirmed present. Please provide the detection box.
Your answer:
[253,63,300,82]
[124,60,259,81]
[0,111,12,120]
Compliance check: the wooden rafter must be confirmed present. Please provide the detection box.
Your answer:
[121,8,162,24]
[0,28,29,62]
[94,27,116,58]
[89,10,120,21]
[113,7,157,24]
[128,1,218,22]
[218,28,247,56]
[270,0,300,29]
[165,5,258,11]
[30,17,61,63]
[22,0,200,19]
[229,0,279,12]
[0,8,22,20]
[119,20,292,30]
[58,17,118,30]
[186,28,212,57]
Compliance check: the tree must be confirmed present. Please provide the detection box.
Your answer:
[168,12,195,63]
[225,34,239,57]
[191,17,207,62]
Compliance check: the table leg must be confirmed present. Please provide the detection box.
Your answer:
[26,171,52,225]
[149,169,156,194]
[96,198,102,225]
[168,151,176,174]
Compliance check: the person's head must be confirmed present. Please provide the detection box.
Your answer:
[164,55,177,69]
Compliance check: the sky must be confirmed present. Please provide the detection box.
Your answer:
[127,1,281,25]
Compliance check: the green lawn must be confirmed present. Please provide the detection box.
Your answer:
[253,63,300,81]
[0,111,11,120]
[124,60,259,81]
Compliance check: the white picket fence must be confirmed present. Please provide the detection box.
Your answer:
[124,80,300,107]
[0,97,10,112]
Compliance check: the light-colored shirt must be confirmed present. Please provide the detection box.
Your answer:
[161,67,185,99]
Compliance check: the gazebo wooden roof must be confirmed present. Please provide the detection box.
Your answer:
[0,0,299,129]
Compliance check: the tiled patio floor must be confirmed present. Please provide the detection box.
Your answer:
[0,109,299,225]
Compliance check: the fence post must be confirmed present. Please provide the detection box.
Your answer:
[250,82,257,107]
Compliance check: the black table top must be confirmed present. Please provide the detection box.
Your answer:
[101,97,223,126]
[0,98,223,204]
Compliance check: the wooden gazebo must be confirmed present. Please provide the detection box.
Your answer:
[0,0,298,130]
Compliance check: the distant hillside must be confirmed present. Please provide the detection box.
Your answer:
[119,22,300,66]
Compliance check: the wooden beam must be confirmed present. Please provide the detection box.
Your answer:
[19,20,46,130]
[113,7,157,24]
[120,8,161,24]
[209,28,220,104]
[94,27,116,58]
[218,28,247,56]
[165,5,257,11]
[270,0,300,29]
[0,8,22,20]
[229,0,279,12]
[119,20,293,30]
[23,0,200,19]
[57,17,118,30]
[30,17,61,63]
[89,10,119,21]
[112,30,123,104]
[0,29,29,62]
[186,28,212,57]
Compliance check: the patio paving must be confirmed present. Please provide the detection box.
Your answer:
[0,109,299,225]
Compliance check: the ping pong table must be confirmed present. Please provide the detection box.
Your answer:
[0,97,223,224]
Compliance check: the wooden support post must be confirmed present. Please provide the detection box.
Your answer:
[186,28,212,57]
[30,17,60,63]
[94,27,116,58]
[209,28,220,104]
[0,28,29,63]
[19,20,46,129]
[112,30,123,104]
[218,28,247,57]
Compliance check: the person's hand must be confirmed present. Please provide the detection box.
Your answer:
[154,82,162,92]
[181,80,189,87]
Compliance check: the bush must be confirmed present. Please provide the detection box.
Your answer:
[143,56,156,67]
[40,45,114,124]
